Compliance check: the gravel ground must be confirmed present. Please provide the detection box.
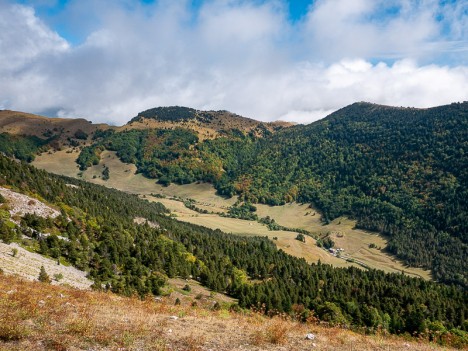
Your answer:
[0,186,60,220]
[0,242,92,289]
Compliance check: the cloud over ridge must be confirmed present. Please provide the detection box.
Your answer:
[0,0,467,124]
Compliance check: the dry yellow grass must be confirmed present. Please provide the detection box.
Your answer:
[256,203,431,279]
[33,149,81,178]
[123,111,294,141]
[0,274,459,351]
[0,110,109,140]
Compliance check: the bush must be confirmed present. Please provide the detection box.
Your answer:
[296,233,305,243]
[317,302,349,326]
[266,318,289,345]
[74,129,88,140]
[0,316,29,341]
[38,266,51,283]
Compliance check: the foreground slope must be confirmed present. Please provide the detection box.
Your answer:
[0,273,463,351]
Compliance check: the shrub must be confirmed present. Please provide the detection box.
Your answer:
[0,318,29,341]
[295,233,305,243]
[266,318,290,345]
[317,302,349,326]
[74,129,88,140]
[38,265,51,283]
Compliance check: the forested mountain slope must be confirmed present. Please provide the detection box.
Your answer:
[0,155,467,341]
[222,102,468,287]
[71,102,468,287]
[0,102,466,287]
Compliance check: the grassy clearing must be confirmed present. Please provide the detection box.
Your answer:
[256,203,431,279]
[0,274,457,351]
[33,149,81,178]
[33,149,431,279]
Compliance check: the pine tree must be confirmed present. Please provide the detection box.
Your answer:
[38,265,51,283]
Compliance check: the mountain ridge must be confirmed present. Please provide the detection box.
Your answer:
[0,101,466,288]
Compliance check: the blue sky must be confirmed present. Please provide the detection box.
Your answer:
[18,0,316,45]
[1,0,467,124]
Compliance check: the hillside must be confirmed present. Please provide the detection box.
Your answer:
[0,186,92,289]
[0,155,467,345]
[0,110,110,145]
[0,102,467,287]
[1,273,463,351]
[60,102,467,288]
[32,148,432,280]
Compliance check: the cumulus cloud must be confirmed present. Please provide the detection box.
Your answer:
[0,3,69,71]
[0,0,467,124]
[301,0,442,61]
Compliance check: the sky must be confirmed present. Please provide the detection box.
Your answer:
[0,0,467,124]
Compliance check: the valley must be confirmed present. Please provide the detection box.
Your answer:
[33,148,431,279]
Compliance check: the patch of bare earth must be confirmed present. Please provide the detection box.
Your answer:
[0,242,92,289]
[0,186,60,220]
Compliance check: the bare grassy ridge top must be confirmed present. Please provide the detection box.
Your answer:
[0,274,456,351]
[0,110,110,139]
[124,109,294,140]
[0,108,292,143]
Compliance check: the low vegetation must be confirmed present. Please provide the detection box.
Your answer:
[0,274,465,350]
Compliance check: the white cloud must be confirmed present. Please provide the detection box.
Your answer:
[302,0,442,61]
[0,3,68,71]
[0,0,467,124]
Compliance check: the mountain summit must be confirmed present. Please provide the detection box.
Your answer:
[125,106,294,139]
